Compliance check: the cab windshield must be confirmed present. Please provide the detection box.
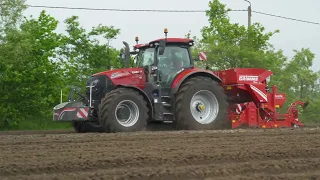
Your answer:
[135,46,191,69]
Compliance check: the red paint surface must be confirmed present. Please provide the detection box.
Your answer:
[94,68,146,90]
[214,68,273,85]
[214,68,274,103]
[228,95,305,129]
[221,68,306,129]
[171,68,217,89]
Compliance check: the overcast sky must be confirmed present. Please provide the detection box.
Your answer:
[24,0,320,71]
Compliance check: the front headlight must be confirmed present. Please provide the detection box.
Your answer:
[85,75,114,103]
[91,79,99,87]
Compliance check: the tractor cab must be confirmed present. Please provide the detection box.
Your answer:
[120,29,196,95]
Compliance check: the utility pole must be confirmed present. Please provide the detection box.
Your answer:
[244,0,252,27]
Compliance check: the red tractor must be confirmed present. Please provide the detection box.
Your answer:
[54,29,229,133]
[53,29,308,133]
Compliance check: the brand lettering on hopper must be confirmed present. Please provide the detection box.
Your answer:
[239,75,258,81]
[275,95,284,99]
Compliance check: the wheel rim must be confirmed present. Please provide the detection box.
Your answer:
[190,90,219,124]
[115,100,140,127]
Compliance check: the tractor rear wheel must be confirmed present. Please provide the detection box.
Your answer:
[98,88,148,133]
[174,76,228,130]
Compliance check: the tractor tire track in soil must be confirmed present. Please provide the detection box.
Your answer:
[0,128,320,180]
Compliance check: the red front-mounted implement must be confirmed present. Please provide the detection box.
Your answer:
[215,68,309,128]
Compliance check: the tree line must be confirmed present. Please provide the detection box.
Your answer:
[0,0,319,130]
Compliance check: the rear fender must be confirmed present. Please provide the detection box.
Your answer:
[171,70,222,94]
[116,85,154,119]
[53,101,90,121]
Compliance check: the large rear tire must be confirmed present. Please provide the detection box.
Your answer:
[98,88,148,133]
[174,76,228,130]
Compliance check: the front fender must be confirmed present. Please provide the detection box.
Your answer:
[170,69,222,94]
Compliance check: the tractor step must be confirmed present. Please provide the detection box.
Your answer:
[161,96,174,120]
[162,102,171,107]
[161,95,172,108]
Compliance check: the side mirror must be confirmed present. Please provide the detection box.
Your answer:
[122,41,131,68]
[158,39,166,55]
[119,49,125,63]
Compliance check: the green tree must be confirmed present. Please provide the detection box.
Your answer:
[57,16,121,93]
[0,0,26,37]
[0,5,123,129]
[283,48,318,98]
[197,0,285,74]
[0,10,64,128]
[0,0,26,128]
[281,48,320,122]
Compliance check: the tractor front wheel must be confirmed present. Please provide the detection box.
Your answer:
[174,76,228,130]
[72,121,85,133]
[72,121,103,133]
[99,88,148,133]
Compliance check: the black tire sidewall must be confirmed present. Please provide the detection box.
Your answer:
[71,121,82,133]
[72,121,104,133]
[100,89,148,132]
[176,78,228,129]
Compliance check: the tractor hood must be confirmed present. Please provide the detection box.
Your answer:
[83,67,146,110]
[93,68,144,79]
[92,67,146,90]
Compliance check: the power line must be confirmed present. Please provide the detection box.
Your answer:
[252,11,320,25]
[24,5,247,13]
[1,3,320,25]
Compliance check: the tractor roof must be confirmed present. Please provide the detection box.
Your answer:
[133,38,194,50]
[150,38,194,44]
[133,43,149,50]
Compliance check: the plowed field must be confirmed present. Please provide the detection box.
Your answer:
[1,128,320,180]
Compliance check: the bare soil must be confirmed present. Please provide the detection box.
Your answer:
[1,128,320,180]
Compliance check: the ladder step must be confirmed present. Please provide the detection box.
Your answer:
[163,112,173,115]
[161,96,170,99]
[162,102,171,107]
